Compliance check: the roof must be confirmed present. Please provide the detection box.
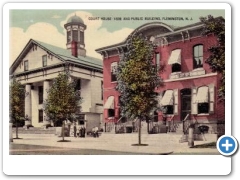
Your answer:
[10,39,102,74]
[67,15,84,24]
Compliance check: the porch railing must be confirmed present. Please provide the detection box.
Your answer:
[168,115,176,132]
[105,117,115,132]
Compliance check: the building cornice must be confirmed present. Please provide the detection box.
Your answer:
[163,72,218,82]
[95,21,205,54]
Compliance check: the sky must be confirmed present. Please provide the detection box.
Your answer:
[9,9,225,66]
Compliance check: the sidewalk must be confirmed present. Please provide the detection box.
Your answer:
[10,133,219,155]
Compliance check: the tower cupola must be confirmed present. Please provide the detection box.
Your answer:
[64,14,87,57]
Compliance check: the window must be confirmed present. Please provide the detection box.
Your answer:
[155,52,160,69]
[80,31,84,44]
[74,79,81,97]
[168,49,181,73]
[38,86,43,104]
[67,31,71,43]
[168,49,181,65]
[195,86,210,114]
[160,90,174,115]
[193,45,203,69]
[24,60,28,71]
[101,81,103,100]
[163,105,174,115]
[72,30,78,42]
[172,63,181,73]
[42,55,47,67]
[104,96,114,109]
[78,114,85,125]
[118,95,121,106]
[111,62,118,82]
[108,109,115,117]
[38,109,43,123]
[198,103,209,114]
[75,79,81,91]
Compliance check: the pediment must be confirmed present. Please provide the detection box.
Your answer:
[10,39,64,75]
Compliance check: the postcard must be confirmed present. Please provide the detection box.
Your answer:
[3,2,232,176]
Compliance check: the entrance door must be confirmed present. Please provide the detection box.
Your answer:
[180,89,191,121]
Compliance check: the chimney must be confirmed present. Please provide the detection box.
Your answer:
[71,41,78,57]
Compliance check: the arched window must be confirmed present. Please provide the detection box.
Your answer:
[193,45,203,69]
[111,62,118,82]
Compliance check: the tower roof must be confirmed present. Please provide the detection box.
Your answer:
[67,14,84,24]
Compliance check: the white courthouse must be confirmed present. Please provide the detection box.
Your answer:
[9,15,103,131]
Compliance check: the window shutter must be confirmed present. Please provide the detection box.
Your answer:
[173,89,178,115]
[191,87,197,114]
[209,85,215,114]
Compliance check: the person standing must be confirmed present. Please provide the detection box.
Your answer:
[82,127,86,138]
[73,122,77,138]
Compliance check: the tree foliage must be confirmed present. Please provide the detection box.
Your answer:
[44,72,82,124]
[117,33,163,120]
[9,78,25,139]
[9,78,25,124]
[200,15,225,100]
[117,33,163,144]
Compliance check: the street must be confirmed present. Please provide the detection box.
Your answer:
[9,133,219,155]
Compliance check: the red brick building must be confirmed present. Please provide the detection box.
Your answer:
[96,21,225,134]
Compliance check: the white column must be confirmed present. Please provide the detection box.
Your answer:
[25,84,31,126]
[43,80,50,126]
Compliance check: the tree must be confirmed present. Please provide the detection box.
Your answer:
[44,72,82,142]
[117,33,163,145]
[200,15,225,100]
[9,78,25,139]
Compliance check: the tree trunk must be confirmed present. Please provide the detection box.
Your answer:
[16,122,19,139]
[147,121,149,134]
[138,119,141,145]
[62,122,65,141]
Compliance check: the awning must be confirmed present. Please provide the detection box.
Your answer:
[195,86,209,103]
[168,49,181,65]
[104,96,114,109]
[160,90,173,106]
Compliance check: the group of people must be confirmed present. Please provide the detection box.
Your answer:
[73,125,86,138]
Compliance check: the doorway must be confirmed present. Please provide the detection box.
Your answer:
[180,88,191,121]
